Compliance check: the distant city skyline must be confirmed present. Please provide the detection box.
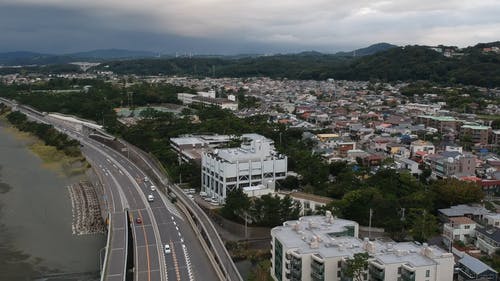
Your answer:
[0,0,499,54]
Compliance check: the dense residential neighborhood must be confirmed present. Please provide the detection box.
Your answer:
[1,64,500,281]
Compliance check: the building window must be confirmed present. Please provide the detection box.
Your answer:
[425,270,430,277]
[226,177,237,182]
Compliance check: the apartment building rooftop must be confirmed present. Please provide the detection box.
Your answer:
[210,133,282,163]
[272,214,361,257]
[461,124,492,130]
[272,214,450,265]
[418,115,458,122]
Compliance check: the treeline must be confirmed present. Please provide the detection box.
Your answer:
[93,45,500,87]
[6,111,82,157]
[0,79,193,133]
[220,189,301,227]
[328,168,483,241]
[0,64,82,75]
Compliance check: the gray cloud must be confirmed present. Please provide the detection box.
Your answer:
[0,0,498,53]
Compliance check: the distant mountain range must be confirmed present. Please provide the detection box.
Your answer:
[0,49,159,66]
[1,41,499,87]
[0,43,397,66]
[334,42,397,57]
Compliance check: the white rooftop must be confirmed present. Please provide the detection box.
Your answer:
[211,134,283,163]
[273,215,451,267]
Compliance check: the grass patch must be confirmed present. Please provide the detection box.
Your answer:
[1,119,87,176]
[29,142,87,176]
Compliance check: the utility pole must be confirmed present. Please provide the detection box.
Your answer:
[178,154,182,185]
[422,210,426,240]
[369,208,373,240]
[244,212,248,240]
[401,207,406,239]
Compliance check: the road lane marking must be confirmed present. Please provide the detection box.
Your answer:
[181,244,195,281]
[169,240,182,281]
[138,210,151,281]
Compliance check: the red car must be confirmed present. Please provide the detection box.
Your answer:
[136,217,142,224]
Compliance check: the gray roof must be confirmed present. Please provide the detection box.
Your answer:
[438,204,491,218]
[476,227,500,243]
[459,254,497,274]
[441,151,462,158]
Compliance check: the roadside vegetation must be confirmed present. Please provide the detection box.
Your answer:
[1,109,88,175]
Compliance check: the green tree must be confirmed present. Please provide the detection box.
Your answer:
[432,179,484,208]
[220,189,251,221]
[342,252,369,281]
[407,208,439,242]
[279,176,300,190]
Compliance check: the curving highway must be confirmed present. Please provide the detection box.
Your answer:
[0,98,221,281]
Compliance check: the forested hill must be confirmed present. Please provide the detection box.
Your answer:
[2,42,499,87]
[94,44,500,87]
[333,45,500,87]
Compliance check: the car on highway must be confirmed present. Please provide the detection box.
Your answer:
[150,185,156,191]
[136,217,142,224]
[147,194,154,202]
[164,244,171,254]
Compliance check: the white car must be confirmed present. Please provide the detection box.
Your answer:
[147,194,154,202]
[150,185,156,191]
[164,244,171,254]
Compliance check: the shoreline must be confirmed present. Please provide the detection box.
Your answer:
[0,117,89,177]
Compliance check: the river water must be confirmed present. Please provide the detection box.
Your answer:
[0,121,105,280]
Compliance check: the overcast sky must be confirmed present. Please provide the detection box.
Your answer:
[0,0,499,54]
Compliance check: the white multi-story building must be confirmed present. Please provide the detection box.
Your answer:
[271,214,454,281]
[201,134,287,203]
[442,216,477,247]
